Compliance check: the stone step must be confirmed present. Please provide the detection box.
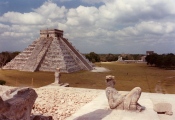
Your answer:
[21,38,53,72]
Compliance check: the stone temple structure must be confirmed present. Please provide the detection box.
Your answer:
[3,29,93,73]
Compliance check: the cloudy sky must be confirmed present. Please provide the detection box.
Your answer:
[0,0,175,54]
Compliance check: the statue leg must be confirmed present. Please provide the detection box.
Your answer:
[124,87,141,110]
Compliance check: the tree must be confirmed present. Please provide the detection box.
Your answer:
[0,51,19,68]
[145,53,158,66]
[154,55,164,67]
[146,53,175,69]
[133,54,143,60]
[163,53,174,68]
[105,54,118,62]
[0,53,8,68]
[85,52,100,63]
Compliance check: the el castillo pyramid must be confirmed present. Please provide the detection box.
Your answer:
[3,29,93,73]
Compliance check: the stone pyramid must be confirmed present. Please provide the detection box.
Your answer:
[3,29,93,73]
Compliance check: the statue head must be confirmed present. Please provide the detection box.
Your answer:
[105,75,116,87]
[55,68,60,72]
[106,75,115,80]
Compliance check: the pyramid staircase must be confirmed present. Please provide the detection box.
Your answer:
[61,37,93,70]
[3,29,93,73]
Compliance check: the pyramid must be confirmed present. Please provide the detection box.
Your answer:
[3,29,93,73]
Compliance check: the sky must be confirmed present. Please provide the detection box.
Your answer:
[0,0,175,54]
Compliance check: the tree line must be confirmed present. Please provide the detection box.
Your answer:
[0,51,20,68]
[85,52,119,63]
[85,52,143,63]
[145,53,175,69]
[3,51,174,69]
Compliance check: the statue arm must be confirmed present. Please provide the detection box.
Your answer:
[108,91,124,109]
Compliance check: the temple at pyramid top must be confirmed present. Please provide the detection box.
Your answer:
[40,29,63,38]
[3,29,93,73]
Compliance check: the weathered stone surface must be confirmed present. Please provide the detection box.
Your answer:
[0,87,38,120]
[3,29,93,73]
[54,68,61,84]
[105,75,144,111]
[21,37,53,72]
[153,102,173,115]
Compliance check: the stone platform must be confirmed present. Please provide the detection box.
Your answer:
[66,92,175,120]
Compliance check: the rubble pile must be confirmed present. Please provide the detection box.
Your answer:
[32,87,102,120]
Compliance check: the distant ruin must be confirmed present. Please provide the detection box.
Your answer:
[3,29,93,73]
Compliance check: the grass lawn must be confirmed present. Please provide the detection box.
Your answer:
[0,62,175,93]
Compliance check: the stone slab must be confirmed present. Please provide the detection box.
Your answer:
[66,92,175,120]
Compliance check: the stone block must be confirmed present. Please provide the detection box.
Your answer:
[153,102,173,115]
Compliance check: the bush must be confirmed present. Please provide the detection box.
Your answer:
[0,80,6,85]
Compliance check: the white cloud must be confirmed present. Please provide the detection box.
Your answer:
[0,23,10,33]
[66,6,99,27]
[115,21,175,37]
[0,0,175,53]
[0,12,44,25]
[1,32,27,38]
[33,1,67,20]
[0,1,67,25]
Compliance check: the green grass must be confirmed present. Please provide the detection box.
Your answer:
[0,70,54,88]
[0,62,175,93]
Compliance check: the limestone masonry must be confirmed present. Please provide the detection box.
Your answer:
[0,87,37,120]
[3,29,93,73]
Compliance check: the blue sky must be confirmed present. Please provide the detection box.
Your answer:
[0,0,175,54]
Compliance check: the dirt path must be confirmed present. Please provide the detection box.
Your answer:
[155,76,175,93]
[155,80,166,93]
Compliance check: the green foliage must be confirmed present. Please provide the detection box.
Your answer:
[146,53,175,69]
[132,54,143,60]
[0,80,6,85]
[85,52,119,62]
[85,53,144,62]
[105,53,118,62]
[85,52,100,63]
[0,51,20,67]
[121,54,143,60]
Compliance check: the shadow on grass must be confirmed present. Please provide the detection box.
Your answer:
[73,109,112,120]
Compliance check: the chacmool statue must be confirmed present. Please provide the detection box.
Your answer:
[105,75,145,111]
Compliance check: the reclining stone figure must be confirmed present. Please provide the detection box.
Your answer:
[105,75,145,111]
[0,87,37,120]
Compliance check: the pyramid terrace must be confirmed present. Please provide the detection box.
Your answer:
[3,29,93,73]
